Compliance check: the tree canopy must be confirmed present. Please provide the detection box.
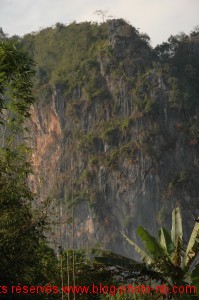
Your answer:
[0,40,57,299]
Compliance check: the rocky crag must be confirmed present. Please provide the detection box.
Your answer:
[24,19,199,257]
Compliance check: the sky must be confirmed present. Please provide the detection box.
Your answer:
[0,0,198,46]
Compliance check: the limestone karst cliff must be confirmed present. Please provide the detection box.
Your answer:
[24,19,199,257]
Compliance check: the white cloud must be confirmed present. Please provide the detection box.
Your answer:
[0,0,198,45]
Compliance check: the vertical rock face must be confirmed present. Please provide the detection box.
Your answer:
[27,20,199,257]
[29,102,62,198]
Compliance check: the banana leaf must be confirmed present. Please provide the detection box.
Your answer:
[171,207,183,246]
[137,226,165,259]
[171,237,184,266]
[95,252,143,271]
[95,251,169,285]
[158,227,175,255]
[181,221,199,269]
[121,231,154,264]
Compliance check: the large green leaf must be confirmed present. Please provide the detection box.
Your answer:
[137,226,166,259]
[121,231,154,264]
[95,252,143,270]
[158,227,175,255]
[95,251,169,285]
[181,221,199,269]
[171,207,183,246]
